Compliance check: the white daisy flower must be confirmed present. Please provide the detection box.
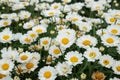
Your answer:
[0,74,13,80]
[9,13,18,21]
[105,15,116,24]
[99,55,114,68]
[101,34,119,47]
[31,52,41,61]
[32,24,47,34]
[1,47,19,61]
[17,51,32,63]
[76,35,97,49]
[62,0,71,3]
[56,25,68,31]
[58,29,76,38]
[40,37,51,47]
[38,66,57,80]
[0,28,14,43]
[112,61,120,75]
[65,51,84,66]
[70,2,84,11]
[19,34,33,44]
[96,29,108,36]
[23,59,38,72]
[107,25,120,35]
[77,21,92,32]
[27,31,38,41]
[90,1,105,11]
[0,59,14,74]
[56,34,75,48]
[42,10,61,17]
[23,21,35,29]
[18,10,31,20]
[66,12,82,24]
[50,3,62,10]
[84,47,101,62]
[55,62,72,76]
[12,3,25,11]
[0,19,12,27]
[0,14,9,19]
[49,45,62,58]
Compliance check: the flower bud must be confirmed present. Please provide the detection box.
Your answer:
[81,73,86,80]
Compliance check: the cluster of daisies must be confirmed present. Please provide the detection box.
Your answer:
[0,0,120,80]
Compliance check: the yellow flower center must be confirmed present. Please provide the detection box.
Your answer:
[30,33,36,38]
[72,18,78,22]
[42,40,49,45]
[36,29,43,33]
[115,14,120,17]
[103,60,109,65]
[43,71,52,79]
[82,40,91,46]
[22,2,27,6]
[70,56,78,63]
[54,5,59,9]
[1,63,9,71]
[3,16,8,18]
[63,0,69,2]
[66,32,70,35]
[95,6,101,9]
[2,35,10,40]
[62,66,68,72]
[0,74,6,79]
[46,57,52,62]
[21,55,28,60]
[116,66,120,72]
[53,49,60,55]
[61,38,69,45]
[110,17,116,23]
[106,38,114,44]
[3,21,9,26]
[24,38,31,43]
[27,25,32,28]
[89,52,96,58]
[82,26,88,31]
[101,32,106,35]
[58,26,64,30]
[26,62,34,69]
[95,72,104,80]
[24,14,29,18]
[10,55,14,60]
[111,29,118,34]
[48,12,55,16]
